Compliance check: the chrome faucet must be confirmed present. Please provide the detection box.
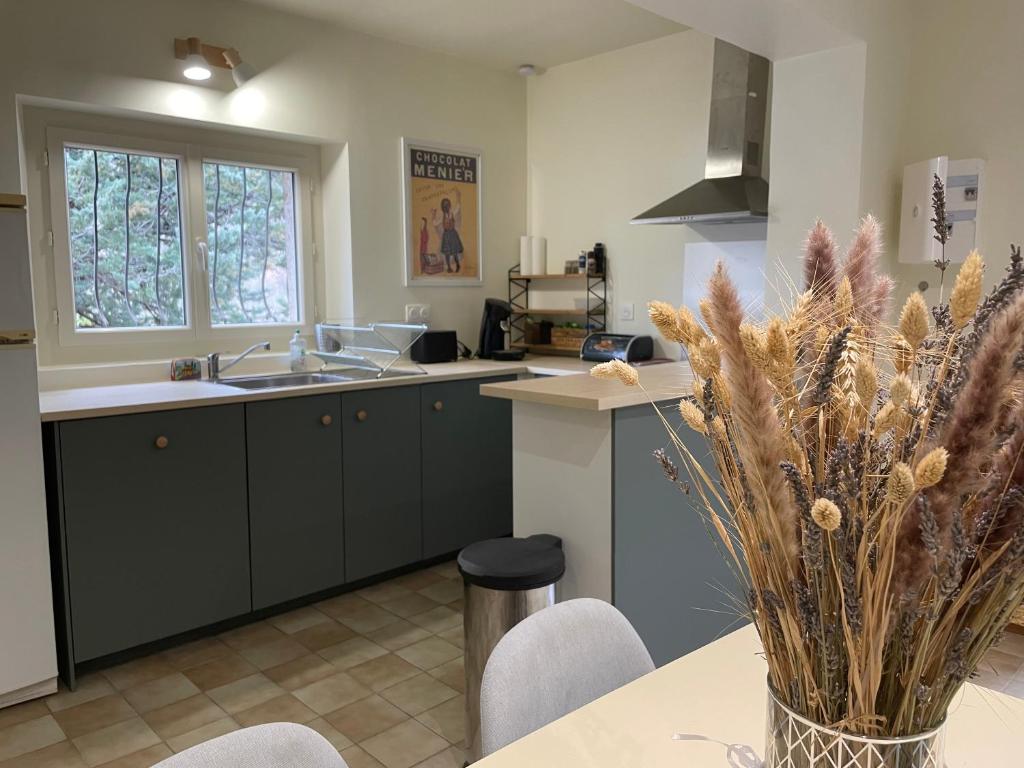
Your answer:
[207,342,271,381]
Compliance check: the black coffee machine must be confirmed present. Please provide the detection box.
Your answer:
[476,298,510,358]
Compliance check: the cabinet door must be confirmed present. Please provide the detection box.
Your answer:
[421,376,513,558]
[59,405,250,662]
[341,387,422,581]
[247,395,343,610]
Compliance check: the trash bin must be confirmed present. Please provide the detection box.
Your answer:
[459,534,565,763]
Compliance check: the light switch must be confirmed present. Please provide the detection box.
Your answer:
[619,303,635,322]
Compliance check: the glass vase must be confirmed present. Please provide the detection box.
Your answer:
[764,688,946,768]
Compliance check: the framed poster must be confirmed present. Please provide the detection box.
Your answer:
[402,138,483,285]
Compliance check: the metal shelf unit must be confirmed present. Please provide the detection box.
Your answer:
[507,264,607,356]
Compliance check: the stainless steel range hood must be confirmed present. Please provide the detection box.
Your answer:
[632,39,770,225]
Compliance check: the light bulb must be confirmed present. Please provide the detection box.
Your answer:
[183,52,212,81]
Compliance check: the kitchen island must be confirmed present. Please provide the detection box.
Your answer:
[481,362,741,665]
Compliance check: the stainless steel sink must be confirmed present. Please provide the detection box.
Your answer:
[216,368,418,390]
[216,372,354,390]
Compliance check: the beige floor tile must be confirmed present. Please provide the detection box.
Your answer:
[357,583,415,605]
[71,717,160,768]
[415,696,464,745]
[102,658,174,693]
[366,622,432,652]
[426,658,464,695]
[234,693,317,728]
[339,746,385,768]
[416,580,462,606]
[267,607,330,636]
[335,604,402,635]
[361,719,449,768]
[263,655,338,691]
[447,599,464,614]
[0,702,49,733]
[141,695,226,741]
[411,745,464,768]
[394,571,444,591]
[379,674,458,717]
[318,638,388,671]
[44,677,115,715]
[159,637,232,672]
[394,638,460,672]
[315,594,374,621]
[304,718,352,751]
[182,654,257,692]
[218,621,285,652]
[379,594,439,620]
[205,675,284,716]
[348,656,420,693]
[122,674,199,715]
[238,637,308,671]
[323,694,408,743]
[434,627,463,650]
[93,744,172,768]
[407,607,461,635]
[1003,674,1024,700]
[292,673,370,716]
[164,717,238,754]
[995,631,1024,656]
[291,622,356,653]
[0,740,85,768]
[0,716,67,763]
[427,561,459,580]
[982,649,1023,678]
[51,695,135,741]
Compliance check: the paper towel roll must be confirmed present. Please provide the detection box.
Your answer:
[530,236,547,275]
[519,236,531,274]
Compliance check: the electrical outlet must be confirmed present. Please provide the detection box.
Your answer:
[619,303,635,322]
[404,304,431,323]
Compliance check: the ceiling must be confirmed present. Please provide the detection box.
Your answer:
[241,0,687,71]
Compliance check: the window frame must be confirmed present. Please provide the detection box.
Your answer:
[46,127,317,348]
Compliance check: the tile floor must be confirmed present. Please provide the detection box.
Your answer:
[0,559,1021,767]
[0,560,466,768]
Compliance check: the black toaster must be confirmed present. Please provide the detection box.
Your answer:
[580,333,654,363]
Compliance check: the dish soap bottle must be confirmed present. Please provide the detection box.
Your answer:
[289,330,307,372]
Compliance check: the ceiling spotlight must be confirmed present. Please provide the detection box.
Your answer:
[181,37,212,81]
[517,64,538,77]
[222,48,257,87]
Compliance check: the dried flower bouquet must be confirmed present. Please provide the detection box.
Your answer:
[592,205,1024,737]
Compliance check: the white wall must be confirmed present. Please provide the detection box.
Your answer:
[1,0,526,367]
[527,30,733,357]
[892,0,1024,302]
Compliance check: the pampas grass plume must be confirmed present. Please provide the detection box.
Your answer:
[590,359,639,386]
[887,463,915,503]
[890,373,912,407]
[648,300,685,343]
[915,447,948,488]
[854,358,878,408]
[950,250,984,330]
[899,292,930,349]
[679,399,706,434]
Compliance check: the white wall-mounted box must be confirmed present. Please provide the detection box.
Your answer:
[898,156,984,264]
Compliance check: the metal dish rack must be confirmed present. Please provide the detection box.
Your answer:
[311,322,428,378]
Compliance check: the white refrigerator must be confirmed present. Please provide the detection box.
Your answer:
[0,194,58,704]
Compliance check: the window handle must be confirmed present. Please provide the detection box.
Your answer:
[195,238,209,273]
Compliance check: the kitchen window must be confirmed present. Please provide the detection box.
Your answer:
[47,127,316,347]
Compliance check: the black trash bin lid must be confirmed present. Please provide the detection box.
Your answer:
[458,534,565,591]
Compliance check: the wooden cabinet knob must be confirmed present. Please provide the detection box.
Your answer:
[154,435,169,449]
[356,409,368,422]
[320,414,333,426]
[433,400,444,412]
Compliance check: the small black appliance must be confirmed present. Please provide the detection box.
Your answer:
[477,298,511,359]
[411,330,459,364]
[581,333,654,363]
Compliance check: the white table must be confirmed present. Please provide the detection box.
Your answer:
[476,625,1023,767]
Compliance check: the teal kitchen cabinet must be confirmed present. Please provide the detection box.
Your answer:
[341,386,422,581]
[246,394,344,609]
[58,405,250,662]
[420,376,514,558]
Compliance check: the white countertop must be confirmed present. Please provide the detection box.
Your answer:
[38,356,594,421]
[476,624,1023,767]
